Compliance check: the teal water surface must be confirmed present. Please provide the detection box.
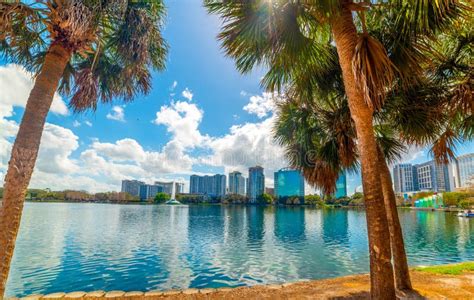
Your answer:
[6,203,474,297]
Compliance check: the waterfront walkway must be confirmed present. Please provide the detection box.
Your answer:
[14,270,474,300]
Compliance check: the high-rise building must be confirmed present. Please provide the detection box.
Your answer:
[189,174,226,197]
[393,164,418,193]
[455,153,474,188]
[248,166,265,203]
[228,171,246,195]
[416,160,451,192]
[121,180,145,197]
[154,181,185,195]
[392,160,451,193]
[139,184,163,200]
[175,182,185,194]
[246,178,249,197]
[274,168,305,199]
[335,173,347,198]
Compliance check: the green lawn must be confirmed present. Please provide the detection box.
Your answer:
[414,261,474,275]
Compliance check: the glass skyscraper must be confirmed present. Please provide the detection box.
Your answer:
[248,166,265,203]
[274,168,305,199]
[228,171,246,195]
[335,173,347,199]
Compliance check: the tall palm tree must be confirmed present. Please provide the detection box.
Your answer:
[273,93,416,290]
[205,1,466,296]
[273,79,463,291]
[0,0,167,295]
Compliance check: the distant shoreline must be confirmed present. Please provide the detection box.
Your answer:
[14,200,463,212]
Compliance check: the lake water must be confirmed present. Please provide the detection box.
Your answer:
[5,203,474,297]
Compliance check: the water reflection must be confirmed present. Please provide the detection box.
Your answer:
[6,203,474,297]
[274,207,306,243]
[322,209,349,247]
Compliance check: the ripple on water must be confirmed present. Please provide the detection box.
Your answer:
[5,204,474,297]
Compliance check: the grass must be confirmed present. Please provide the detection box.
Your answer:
[414,261,474,275]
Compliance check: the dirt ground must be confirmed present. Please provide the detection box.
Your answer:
[18,270,474,300]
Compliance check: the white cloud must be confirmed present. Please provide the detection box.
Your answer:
[35,123,79,174]
[84,121,92,127]
[106,106,125,122]
[243,92,280,118]
[182,88,193,101]
[91,138,146,162]
[0,64,68,118]
[72,120,81,127]
[0,89,292,193]
[154,101,208,148]
[396,146,425,164]
[203,115,287,185]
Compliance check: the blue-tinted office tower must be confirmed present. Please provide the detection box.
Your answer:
[248,166,265,203]
[274,168,305,199]
[335,173,347,199]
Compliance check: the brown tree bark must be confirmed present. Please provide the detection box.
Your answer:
[0,43,71,297]
[330,2,396,298]
[377,149,413,291]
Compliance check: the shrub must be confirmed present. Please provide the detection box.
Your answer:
[412,191,435,201]
[154,192,171,203]
[304,194,323,206]
[459,197,474,209]
[257,193,273,205]
[443,192,471,207]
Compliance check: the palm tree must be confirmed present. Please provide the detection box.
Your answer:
[205,1,466,296]
[273,93,416,291]
[0,0,167,295]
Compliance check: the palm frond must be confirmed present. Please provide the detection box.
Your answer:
[69,67,98,112]
[429,127,460,164]
[352,34,397,110]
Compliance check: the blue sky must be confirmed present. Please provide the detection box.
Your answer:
[0,1,473,194]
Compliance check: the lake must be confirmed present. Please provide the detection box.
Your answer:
[6,203,474,297]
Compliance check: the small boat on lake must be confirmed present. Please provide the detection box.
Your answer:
[457,210,474,218]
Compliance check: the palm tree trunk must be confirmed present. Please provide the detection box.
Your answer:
[377,149,413,291]
[0,43,71,297]
[330,2,395,299]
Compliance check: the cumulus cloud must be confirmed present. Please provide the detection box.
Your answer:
[203,116,287,185]
[182,88,193,101]
[0,64,68,118]
[402,146,425,163]
[106,106,125,122]
[91,138,146,162]
[243,92,280,118]
[154,100,209,148]
[0,89,292,193]
[72,120,81,127]
[35,123,79,174]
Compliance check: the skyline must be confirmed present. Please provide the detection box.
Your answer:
[0,1,473,195]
